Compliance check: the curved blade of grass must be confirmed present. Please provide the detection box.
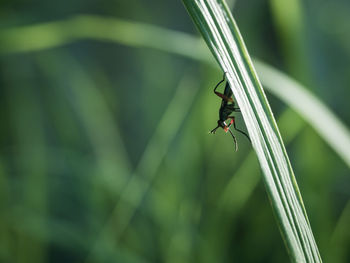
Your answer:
[254,60,350,167]
[1,15,349,168]
[0,15,207,61]
[182,0,322,262]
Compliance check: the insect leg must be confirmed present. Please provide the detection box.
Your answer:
[214,91,233,102]
[233,120,251,142]
[227,116,235,128]
[213,72,226,93]
[213,73,234,102]
[228,128,238,152]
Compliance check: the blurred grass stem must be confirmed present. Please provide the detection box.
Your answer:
[85,73,200,262]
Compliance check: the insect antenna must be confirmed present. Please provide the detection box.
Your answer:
[210,125,220,134]
[228,128,238,152]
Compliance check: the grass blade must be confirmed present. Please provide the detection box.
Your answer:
[182,0,322,262]
[255,60,350,167]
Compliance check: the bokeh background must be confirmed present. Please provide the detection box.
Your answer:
[0,0,349,262]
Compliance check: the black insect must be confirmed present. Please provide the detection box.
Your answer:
[210,73,251,151]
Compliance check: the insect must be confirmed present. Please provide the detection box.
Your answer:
[210,73,251,151]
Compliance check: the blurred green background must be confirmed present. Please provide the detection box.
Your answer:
[0,0,349,262]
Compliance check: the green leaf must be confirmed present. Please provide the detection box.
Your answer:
[182,0,322,262]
